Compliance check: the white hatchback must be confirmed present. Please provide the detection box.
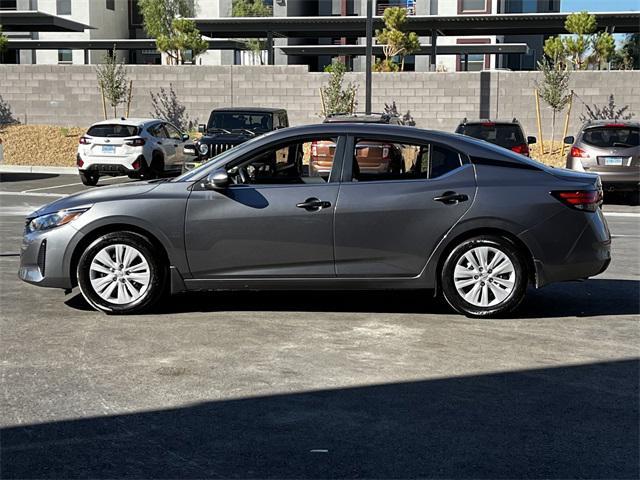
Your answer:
[77,118,189,186]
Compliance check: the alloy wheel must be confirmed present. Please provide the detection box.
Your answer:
[453,246,516,307]
[89,244,151,305]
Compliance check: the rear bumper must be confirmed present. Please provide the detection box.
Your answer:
[520,207,611,288]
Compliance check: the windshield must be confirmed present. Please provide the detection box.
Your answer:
[458,124,525,148]
[208,112,273,132]
[87,124,139,137]
[581,126,639,148]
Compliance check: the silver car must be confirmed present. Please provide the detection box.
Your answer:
[19,124,611,317]
[565,120,639,201]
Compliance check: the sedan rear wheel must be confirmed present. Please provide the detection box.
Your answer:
[77,232,167,314]
[441,236,527,317]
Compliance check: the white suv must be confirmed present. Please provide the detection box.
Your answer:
[77,118,189,186]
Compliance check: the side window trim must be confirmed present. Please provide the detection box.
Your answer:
[341,135,467,183]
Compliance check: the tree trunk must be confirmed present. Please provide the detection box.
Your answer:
[401,56,405,72]
[551,111,556,154]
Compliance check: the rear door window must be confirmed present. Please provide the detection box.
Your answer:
[350,138,463,182]
[459,123,525,149]
[87,124,138,138]
[581,126,639,148]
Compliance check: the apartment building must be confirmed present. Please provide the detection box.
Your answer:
[2,0,558,70]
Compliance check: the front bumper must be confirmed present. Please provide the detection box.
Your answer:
[19,223,83,289]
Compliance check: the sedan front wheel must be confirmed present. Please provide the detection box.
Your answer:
[77,232,167,314]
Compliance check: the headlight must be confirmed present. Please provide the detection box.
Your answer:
[25,208,90,234]
[198,143,209,156]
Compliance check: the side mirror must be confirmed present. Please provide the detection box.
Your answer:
[198,124,206,134]
[563,136,575,144]
[527,136,537,144]
[182,133,190,142]
[183,144,198,156]
[203,168,229,190]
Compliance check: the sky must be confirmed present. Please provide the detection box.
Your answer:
[561,0,640,12]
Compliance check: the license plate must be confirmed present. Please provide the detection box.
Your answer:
[604,157,624,166]
[101,145,116,154]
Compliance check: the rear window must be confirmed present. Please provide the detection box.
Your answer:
[457,123,525,149]
[86,124,139,138]
[581,126,639,148]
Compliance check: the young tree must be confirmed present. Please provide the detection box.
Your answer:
[543,36,566,68]
[232,0,272,65]
[138,0,207,64]
[0,25,8,54]
[618,33,640,70]
[537,58,571,150]
[375,7,420,72]
[563,11,597,70]
[156,18,208,64]
[96,50,130,118]
[320,60,358,116]
[591,32,615,70]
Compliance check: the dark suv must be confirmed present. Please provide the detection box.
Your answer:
[455,118,536,157]
[183,107,288,171]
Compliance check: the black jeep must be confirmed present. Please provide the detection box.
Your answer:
[183,107,289,171]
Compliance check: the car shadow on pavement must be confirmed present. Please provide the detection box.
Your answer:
[0,172,59,183]
[2,359,638,479]
[64,278,639,318]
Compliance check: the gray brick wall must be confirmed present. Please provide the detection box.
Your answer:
[1,65,638,139]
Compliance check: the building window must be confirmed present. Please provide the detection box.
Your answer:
[106,0,114,10]
[457,38,491,71]
[458,0,491,14]
[0,0,18,11]
[58,49,73,64]
[57,0,71,15]
[376,0,416,15]
[129,0,143,27]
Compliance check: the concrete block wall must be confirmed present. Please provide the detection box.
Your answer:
[1,65,638,139]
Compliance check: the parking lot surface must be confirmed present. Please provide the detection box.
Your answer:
[1,172,638,478]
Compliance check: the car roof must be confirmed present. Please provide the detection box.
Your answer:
[90,118,161,127]
[458,118,523,126]
[581,119,640,129]
[323,113,399,124]
[211,107,286,113]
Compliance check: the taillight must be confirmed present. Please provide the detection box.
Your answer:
[381,144,391,159]
[552,190,603,212]
[511,143,530,156]
[125,138,145,147]
[605,123,626,128]
[311,141,318,158]
[79,136,91,145]
[76,155,84,168]
[570,146,589,158]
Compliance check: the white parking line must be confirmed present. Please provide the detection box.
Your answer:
[0,191,67,198]
[604,212,640,218]
[21,175,128,193]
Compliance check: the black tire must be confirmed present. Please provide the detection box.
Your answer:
[76,232,168,314]
[151,153,165,178]
[138,158,155,181]
[79,170,99,186]
[440,235,527,318]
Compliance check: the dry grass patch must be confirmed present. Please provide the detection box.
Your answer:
[530,141,569,168]
[0,125,85,167]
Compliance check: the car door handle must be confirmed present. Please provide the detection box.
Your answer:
[296,198,331,210]
[433,191,469,204]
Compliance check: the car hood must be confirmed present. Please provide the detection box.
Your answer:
[28,181,161,218]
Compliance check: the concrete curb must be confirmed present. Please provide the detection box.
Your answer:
[0,165,77,175]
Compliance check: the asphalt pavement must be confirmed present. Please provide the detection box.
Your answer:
[0,172,638,479]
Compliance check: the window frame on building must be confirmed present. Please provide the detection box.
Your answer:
[457,0,492,14]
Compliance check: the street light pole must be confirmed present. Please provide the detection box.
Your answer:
[365,0,373,115]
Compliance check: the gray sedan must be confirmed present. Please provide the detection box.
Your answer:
[19,124,611,317]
